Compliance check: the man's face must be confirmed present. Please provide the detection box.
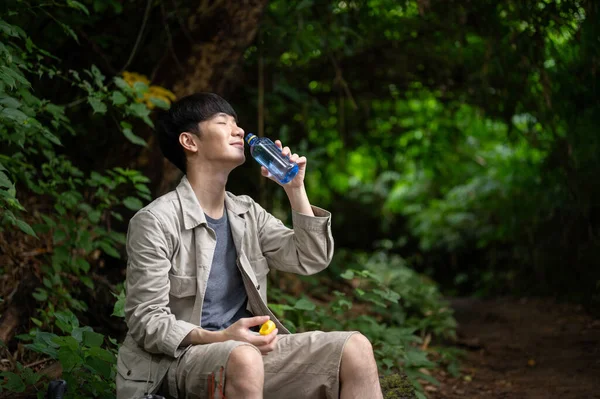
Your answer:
[188,112,246,168]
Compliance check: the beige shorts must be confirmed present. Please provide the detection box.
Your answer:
[160,330,357,399]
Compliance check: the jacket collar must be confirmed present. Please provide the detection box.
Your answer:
[176,175,251,230]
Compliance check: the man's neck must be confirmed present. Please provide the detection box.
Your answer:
[186,167,229,219]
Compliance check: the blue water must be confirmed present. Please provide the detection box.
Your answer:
[250,140,299,184]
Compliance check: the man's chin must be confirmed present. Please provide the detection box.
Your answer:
[233,155,246,167]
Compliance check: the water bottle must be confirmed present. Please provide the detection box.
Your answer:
[245,134,299,184]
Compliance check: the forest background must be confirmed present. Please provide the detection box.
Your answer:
[0,0,598,398]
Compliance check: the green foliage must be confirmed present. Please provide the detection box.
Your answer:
[241,0,600,304]
[2,0,598,396]
[0,4,155,396]
[17,311,118,398]
[269,248,459,395]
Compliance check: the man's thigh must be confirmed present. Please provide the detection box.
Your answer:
[263,331,357,399]
[164,340,258,399]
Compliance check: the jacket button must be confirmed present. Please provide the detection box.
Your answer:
[256,284,260,290]
[127,370,132,376]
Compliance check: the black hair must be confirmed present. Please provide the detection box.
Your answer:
[155,92,238,173]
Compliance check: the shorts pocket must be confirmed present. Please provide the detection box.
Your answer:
[117,344,153,382]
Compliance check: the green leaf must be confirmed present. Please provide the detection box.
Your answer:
[134,183,151,194]
[1,107,28,122]
[41,129,62,146]
[123,196,143,211]
[0,171,12,188]
[149,97,170,109]
[0,372,26,393]
[373,288,401,303]
[114,77,131,91]
[15,218,37,237]
[55,311,79,334]
[341,270,355,279]
[88,209,102,223]
[85,357,113,379]
[2,66,30,86]
[0,68,16,88]
[81,275,94,289]
[31,317,43,327]
[88,96,107,114]
[293,297,316,311]
[32,288,47,301]
[59,22,79,43]
[71,326,93,343]
[58,345,81,372]
[0,96,21,108]
[112,289,126,318]
[108,231,127,245]
[40,214,57,228]
[66,0,90,15]
[87,346,116,362]
[122,127,147,146]
[127,103,150,119]
[20,367,41,385]
[53,228,67,244]
[133,81,149,95]
[296,0,313,10]
[82,331,104,347]
[111,91,127,105]
[90,65,105,88]
[97,241,120,258]
[404,349,435,368]
[75,258,90,273]
[109,210,123,221]
[0,20,26,38]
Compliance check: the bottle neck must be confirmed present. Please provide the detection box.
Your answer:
[246,134,258,146]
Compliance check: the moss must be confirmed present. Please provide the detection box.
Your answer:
[380,373,416,399]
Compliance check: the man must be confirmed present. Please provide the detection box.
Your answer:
[116,93,383,399]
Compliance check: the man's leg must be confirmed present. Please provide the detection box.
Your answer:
[339,333,383,399]
[224,345,264,398]
[166,340,262,399]
[263,331,360,399]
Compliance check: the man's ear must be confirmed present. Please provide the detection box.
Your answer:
[179,132,198,153]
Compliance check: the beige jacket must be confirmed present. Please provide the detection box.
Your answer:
[116,176,334,398]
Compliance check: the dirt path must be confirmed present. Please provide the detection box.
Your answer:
[427,297,600,399]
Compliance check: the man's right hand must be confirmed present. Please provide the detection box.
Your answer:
[222,316,279,355]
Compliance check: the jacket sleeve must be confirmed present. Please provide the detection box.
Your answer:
[124,210,197,357]
[253,201,334,275]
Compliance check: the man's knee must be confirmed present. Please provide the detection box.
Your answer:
[226,345,264,392]
[345,333,375,357]
[342,333,378,374]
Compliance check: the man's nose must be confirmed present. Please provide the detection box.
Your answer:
[234,125,244,137]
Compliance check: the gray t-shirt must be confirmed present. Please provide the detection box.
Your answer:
[201,210,253,331]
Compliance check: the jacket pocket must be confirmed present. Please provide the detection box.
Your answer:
[249,256,269,278]
[249,257,269,300]
[168,274,197,298]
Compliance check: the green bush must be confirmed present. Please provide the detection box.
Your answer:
[268,247,459,396]
[0,4,162,396]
